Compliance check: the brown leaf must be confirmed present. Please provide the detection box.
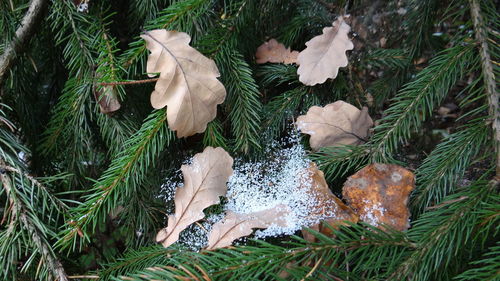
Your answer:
[299,163,358,241]
[297,16,354,86]
[206,206,288,250]
[296,101,373,150]
[141,30,227,137]
[93,85,121,114]
[255,39,299,64]
[342,163,415,231]
[156,147,233,247]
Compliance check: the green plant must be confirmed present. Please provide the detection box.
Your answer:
[0,0,498,280]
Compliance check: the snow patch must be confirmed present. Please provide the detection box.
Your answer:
[360,200,386,226]
[158,134,330,249]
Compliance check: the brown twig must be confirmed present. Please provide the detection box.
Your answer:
[99,78,159,86]
[68,275,99,279]
[426,196,469,210]
[0,0,48,88]
[470,0,500,179]
[301,257,323,281]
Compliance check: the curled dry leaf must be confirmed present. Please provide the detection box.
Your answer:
[94,87,121,114]
[296,101,373,150]
[156,147,233,247]
[297,16,354,86]
[93,75,121,114]
[206,205,288,250]
[342,163,415,231]
[141,30,226,137]
[299,163,358,242]
[255,39,299,64]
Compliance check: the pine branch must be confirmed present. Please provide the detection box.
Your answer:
[258,64,299,87]
[120,0,213,76]
[363,48,410,69]
[389,180,499,281]
[412,119,491,213]
[40,1,101,176]
[99,78,159,86]
[369,43,478,161]
[98,246,172,280]
[216,43,262,154]
[470,0,500,178]
[39,77,95,176]
[48,0,94,74]
[93,15,137,156]
[404,0,440,58]
[59,109,174,249]
[0,106,25,167]
[455,241,500,281]
[0,0,48,88]
[278,0,332,47]
[128,0,169,26]
[309,145,369,180]
[0,159,68,281]
[263,86,307,139]
[108,224,413,280]
[368,69,408,107]
[203,119,229,149]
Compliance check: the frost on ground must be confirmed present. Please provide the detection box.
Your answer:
[225,136,324,238]
[157,135,333,250]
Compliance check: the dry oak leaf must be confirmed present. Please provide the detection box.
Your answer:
[93,85,121,114]
[342,163,415,231]
[141,30,226,137]
[299,163,358,242]
[156,147,233,247]
[296,101,373,150]
[255,39,299,64]
[206,206,289,250]
[297,16,354,86]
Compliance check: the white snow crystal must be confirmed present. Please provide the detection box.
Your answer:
[158,133,328,249]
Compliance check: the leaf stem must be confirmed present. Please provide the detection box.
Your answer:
[100,78,159,86]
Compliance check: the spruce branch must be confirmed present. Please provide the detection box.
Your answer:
[0,0,48,88]
[41,1,103,176]
[107,224,413,280]
[455,241,500,280]
[369,43,478,161]
[0,159,68,281]
[412,119,490,213]
[263,87,308,139]
[405,0,439,59]
[59,109,174,249]
[98,246,173,280]
[389,180,499,281]
[470,0,500,179]
[203,119,229,149]
[120,0,212,74]
[0,164,68,212]
[93,16,137,155]
[217,47,262,153]
[310,145,369,180]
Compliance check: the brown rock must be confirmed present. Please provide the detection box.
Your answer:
[300,163,358,241]
[342,163,415,231]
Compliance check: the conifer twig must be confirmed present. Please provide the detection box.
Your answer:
[470,0,500,179]
[0,0,48,88]
[100,78,159,86]
[0,159,69,281]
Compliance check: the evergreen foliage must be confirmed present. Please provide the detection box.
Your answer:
[0,0,498,280]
